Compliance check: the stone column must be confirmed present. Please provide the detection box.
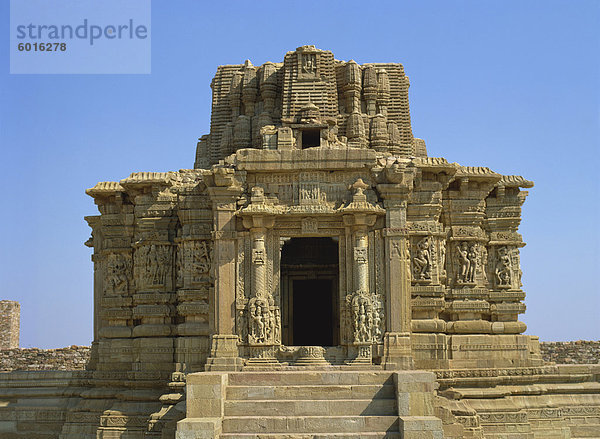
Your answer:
[251,228,267,298]
[205,184,244,371]
[242,213,278,366]
[407,159,456,369]
[354,229,369,293]
[341,178,386,365]
[378,166,416,370]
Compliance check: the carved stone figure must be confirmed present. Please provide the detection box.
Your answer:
[467,243,478,283]
[439,239,447,277]
[154,245,172,286]
[104,254,130,295]
[301,53,316,75]
[495,246,512,287]
[347,292,381,344]
[456,241,471,283]
[412,237,432,280]
[247,297,275,345]
[176,244,184,288]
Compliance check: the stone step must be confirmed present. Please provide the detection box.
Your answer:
[226,384,395,400]
[220,433,402,438]
[227,371,395,387]
[224,398,397,416]
[222,415,399,434]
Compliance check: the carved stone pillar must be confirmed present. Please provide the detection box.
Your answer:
[174,180,213,372]
[341,178,385,364]
[442,169,499,337]
[251,228,267,298]
[205,178,244,371]
[484,176,533,337]
[354,229,369,293]
[406,159,456,368]
[377,164,416,369]
[241,189,279,365]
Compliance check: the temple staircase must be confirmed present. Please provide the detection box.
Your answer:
[221,371,400,438]
[177,369,445,438]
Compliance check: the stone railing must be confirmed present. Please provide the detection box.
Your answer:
[540,340,600,364]
[0,345,91,371]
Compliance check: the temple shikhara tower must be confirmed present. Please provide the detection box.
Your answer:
[1,46,599,439]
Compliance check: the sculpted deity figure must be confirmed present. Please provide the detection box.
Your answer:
[251,304,265,343]
[495,246,512,287]
[237,309,248,343]
[466,244,478,283]
[155,245,172,286]
[348,293,375,344]
[372,310,382,340]
[357,306,370,343]
[176,245,184,288]
[247,297,274,345]
[457,241,470,282]
[302,53,316,74]
[105,254,129,295]
[273,308,281,343]
[194,241,211,273]
[263,305,273,340]
[440,239,447,277]
[412,237,432,280]
[148,245,159,284]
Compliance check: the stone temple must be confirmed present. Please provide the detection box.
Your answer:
[1,46,598,438]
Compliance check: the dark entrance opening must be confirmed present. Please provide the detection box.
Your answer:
[292,279,333,346]
[301,129,321,148]
[281,237,339,346]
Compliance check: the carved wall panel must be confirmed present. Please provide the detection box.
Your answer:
[489,245,523,291]
[452,241,487,287]
[346,291,383,344]
[411,236,433,282]
[134,244,174,291]
[103,253,132,296]
[181,240,211,288]
[246,296,280,345]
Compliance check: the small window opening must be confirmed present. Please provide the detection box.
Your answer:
[301,129,321,148]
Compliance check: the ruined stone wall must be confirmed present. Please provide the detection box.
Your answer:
[0,300,20,350]
[540,340,600,364]
[0,346,90,371]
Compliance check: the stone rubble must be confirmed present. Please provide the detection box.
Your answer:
[0,341,597,372]
[540,340,600,364]
[0,345,90,371]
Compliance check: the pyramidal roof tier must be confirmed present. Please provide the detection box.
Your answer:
[194,45,426,169]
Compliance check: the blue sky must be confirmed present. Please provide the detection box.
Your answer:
[1,1,598,348]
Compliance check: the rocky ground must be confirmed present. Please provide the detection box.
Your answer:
[0,341,597,371]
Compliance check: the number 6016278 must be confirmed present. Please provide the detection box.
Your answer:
[18,42,66,51]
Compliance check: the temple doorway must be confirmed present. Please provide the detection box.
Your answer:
[280,237,339,346]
